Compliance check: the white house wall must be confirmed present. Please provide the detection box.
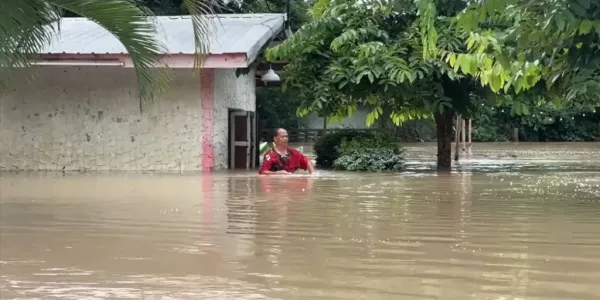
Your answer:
[212,69,256,170]
[0,67,256,172]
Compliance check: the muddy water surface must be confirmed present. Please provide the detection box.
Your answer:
[1,143,600,299]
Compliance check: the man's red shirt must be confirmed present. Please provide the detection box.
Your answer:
[258,147,310,175]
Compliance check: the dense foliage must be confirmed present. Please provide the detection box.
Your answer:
[265,0,600,170]
[257,87,305,130]
[313,130,370,168]
[473,108,600,142]
[333,133,405,172]
[313,129,401,169]
[266,0,465,127]
[456,0,600,106]
[263,0,500,169]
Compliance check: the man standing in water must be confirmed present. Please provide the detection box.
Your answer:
[258,128,314,175]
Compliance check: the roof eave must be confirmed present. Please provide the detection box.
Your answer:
[245,16,286,66]
[35,53,249,69]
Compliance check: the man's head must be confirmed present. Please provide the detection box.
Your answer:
[272,128,289,146]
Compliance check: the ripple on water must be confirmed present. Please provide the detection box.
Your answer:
[2,153,600,300]
[0,275,283,300]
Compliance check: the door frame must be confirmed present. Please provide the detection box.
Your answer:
[228,109,256,170]
[250,111,257,168]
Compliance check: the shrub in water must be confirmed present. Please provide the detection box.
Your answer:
[332,134,405,172]
[313,130,372,168]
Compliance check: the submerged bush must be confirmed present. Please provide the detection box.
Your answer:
[313,130,374,168]
[331,132,405,172]
[333,147,405,172]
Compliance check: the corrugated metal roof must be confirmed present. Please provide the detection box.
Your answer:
[42,14,285,61]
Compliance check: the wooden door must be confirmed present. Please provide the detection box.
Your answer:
[229,110,255,169]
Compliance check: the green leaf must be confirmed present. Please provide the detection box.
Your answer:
[579,20,593,35]
[555,14,566,32]
[521,103,530,115]
[0,0,61,92]
[576,0,592,9]
[570,2,587,17]
[490,73,502,92]
[367,71,375,83]
[182,0,216,70]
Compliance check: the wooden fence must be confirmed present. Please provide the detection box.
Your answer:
[259,128,384,143]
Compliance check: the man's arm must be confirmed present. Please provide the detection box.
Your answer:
[299,154,314,174]
[260,169,291,175]
[306,157,314,174]
[260,170,279,175]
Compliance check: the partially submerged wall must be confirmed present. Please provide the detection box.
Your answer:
[0,67,255,171]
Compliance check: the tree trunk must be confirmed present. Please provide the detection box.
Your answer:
[435,109,454,170]
[467,119,473,156]
[454,115,462,161]
[461,118,466,155]
[513,127,519,142]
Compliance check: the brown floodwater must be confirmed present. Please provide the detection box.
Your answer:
[2,143,600,300]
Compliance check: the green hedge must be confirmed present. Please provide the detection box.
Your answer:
[314,130,405,172]
[313,130,369,168]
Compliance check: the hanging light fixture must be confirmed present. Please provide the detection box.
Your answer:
[261,65,280,82]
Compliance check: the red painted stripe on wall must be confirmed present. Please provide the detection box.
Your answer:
[200,69,215,171]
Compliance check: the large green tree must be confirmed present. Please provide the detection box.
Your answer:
[451,0,600,121]
[1,0,218,111]
[456,0,600,100]
[265,0,490,169]
[266,0,600,169]
[452,0,600,141]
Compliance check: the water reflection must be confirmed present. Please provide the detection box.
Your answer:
[2,145,600,299]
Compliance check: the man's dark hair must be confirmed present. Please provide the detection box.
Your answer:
[272,128,284,139]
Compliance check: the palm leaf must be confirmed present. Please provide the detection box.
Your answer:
[181,0,218,72]
[0,0,61,91]
[1,0,219,112]
[47,0,171,112]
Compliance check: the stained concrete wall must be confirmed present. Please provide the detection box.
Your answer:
[0,66,255,171]
[213,69,255,169]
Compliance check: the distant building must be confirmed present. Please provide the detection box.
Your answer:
[299,108,371,130]
[0,14,286,172]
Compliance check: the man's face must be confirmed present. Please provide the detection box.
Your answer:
[274,129,289,145]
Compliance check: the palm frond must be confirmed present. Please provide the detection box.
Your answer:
[1,0,220,112]
[47,0,172,112]
[182,0,219,72]
[0,0,60,92]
